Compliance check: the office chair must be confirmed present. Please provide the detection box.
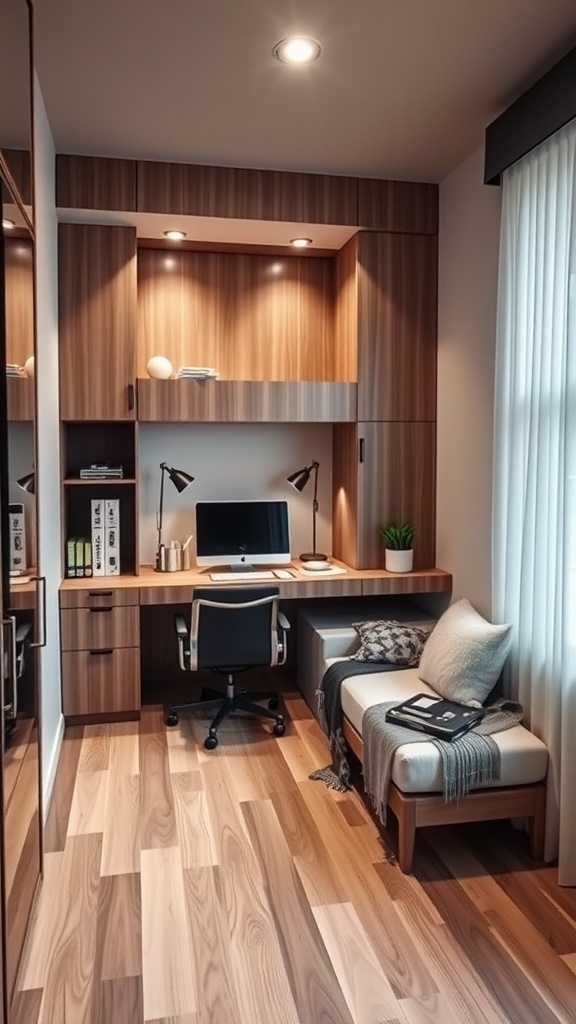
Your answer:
[166,586,289,749]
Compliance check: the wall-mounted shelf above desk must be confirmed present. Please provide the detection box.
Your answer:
[137,379,357,423]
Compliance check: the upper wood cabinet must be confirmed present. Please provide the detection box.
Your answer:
[56,155,137,211]
[136,161,358,225]
[59,224,138,420]
[335,232,437,422]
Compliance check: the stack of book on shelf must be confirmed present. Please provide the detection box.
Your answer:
[65,500,120,578]
[66,538,93,578]
[6,363,24,377]
[176,366,219,380]
[79,463,124,480]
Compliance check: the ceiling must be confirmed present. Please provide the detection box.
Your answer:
[34,0,576,185]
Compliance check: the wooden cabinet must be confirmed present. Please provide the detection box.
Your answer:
[60,588,140,719]
[332,421,436,571]
[356,232,437,422]
[58,224,137,420]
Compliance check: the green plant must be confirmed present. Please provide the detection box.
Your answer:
[379,522,416,550]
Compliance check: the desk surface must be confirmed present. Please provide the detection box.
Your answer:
[59,560,452,603]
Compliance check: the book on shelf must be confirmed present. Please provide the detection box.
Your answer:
[385,693,485,740]
[91,499,105,576]
[104,498,120,576]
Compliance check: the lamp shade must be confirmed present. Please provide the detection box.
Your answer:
[287,465,312,492]
[167,467,194,493]
[17,470,35,495]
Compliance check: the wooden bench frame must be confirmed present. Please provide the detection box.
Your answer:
[342,715,547,873]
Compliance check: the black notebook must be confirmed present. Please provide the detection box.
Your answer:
[385,693,485,741]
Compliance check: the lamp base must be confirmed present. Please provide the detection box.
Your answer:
[299,552,329,563]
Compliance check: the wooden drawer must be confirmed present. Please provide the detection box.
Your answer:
[62,648,140,715]
[60,605,140,651]
[60,587,139,609]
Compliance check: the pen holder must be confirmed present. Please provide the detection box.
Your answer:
[182,546,191,571]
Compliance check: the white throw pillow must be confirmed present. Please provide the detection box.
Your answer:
[417,598,512,707]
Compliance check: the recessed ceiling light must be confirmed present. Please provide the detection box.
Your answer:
[164,230,187,241]
[290,237,313,248]
[3,218,15,230]
[273,37,321,65]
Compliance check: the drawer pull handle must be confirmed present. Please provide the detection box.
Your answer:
[89,607,113,613]
[88,590,113,597]
[89,649,113,656]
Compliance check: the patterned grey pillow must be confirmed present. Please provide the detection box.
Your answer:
[350,619,431,666]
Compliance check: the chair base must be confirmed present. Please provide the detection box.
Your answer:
[165,686,286,749]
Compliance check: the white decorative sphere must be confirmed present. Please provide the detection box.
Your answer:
[146,355,173,380]
[23,355,34,378]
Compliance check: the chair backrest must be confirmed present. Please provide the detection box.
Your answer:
[191,587,281,671]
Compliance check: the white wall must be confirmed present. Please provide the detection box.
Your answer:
[138,422,333,564]
[437,145,502,618]
[33,75,64,812]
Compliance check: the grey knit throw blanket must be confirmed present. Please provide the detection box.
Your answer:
[310,660,524,825]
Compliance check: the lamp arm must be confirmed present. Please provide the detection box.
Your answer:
[156,462,167,564]
[311,461,319,557]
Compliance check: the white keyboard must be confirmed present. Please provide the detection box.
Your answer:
[209,570,276,582]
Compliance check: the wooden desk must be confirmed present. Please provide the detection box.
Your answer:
[58,561,452,722]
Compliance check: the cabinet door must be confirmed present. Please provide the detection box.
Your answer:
[333,422,436,570]
[357,232,437,422]
[59,224,137,420]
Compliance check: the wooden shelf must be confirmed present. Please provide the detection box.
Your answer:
[137,379,357,423]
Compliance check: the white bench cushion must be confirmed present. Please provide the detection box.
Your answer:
[335,662,549,794]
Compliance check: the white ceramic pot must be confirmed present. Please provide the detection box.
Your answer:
[385,548,413,573]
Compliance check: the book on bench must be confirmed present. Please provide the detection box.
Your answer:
[385,693,485,740]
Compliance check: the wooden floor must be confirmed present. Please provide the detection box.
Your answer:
[12,686,576,1024]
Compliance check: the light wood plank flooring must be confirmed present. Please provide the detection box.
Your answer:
[13,690,576,1024]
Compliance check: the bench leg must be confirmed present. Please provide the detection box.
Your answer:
[528,783,546,860]
[396,796,417,873]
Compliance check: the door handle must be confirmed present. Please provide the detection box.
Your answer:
[359,438,365,463]
[30,575,46,648]
[128,383,135,410]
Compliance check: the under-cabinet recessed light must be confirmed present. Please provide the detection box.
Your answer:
[290,237,313,248]
[273,37,321,65]
[164,230,187,241]
[3,218,15,230]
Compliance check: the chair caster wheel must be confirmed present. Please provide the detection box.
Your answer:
[268,697,279,710]
[166,712,179,727]
[204,734,218,750]
[273,721,286,737]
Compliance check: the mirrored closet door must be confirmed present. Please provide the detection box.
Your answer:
[0,0,42,1018]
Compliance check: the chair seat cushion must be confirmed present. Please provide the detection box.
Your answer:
[336,662,549,794]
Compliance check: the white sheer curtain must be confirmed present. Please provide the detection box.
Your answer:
[492,118,576,886]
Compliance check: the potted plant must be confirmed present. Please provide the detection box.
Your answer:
[380,522,415,573]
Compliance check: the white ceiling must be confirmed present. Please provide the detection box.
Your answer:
[34,0,576,184]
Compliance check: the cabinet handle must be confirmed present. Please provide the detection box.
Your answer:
[89,649,113,656]
[128,383,135,410]
[30,575,47,649]
[88,607,113,613]
[359,438,365,463]
[88,590,113,597]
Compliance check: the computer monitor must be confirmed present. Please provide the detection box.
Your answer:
[195,499,291,569]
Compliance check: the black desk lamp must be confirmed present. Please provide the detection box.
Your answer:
[156,462,194,571]
[287,460,328,562]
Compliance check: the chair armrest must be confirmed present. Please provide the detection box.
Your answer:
[174,614,191,670]
[174,615,188,638]
[278,611,291,631]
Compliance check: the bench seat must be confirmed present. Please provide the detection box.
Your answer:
[297,607,549,873]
